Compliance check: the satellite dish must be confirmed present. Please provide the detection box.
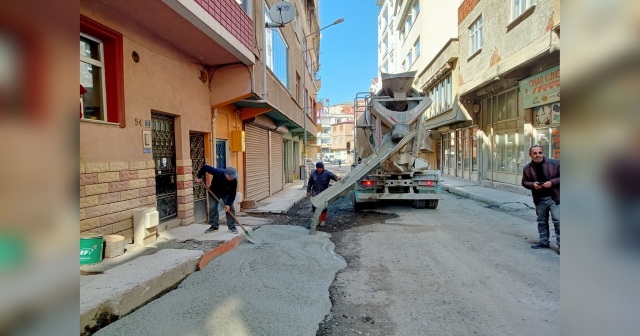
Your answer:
[268,1,296,25]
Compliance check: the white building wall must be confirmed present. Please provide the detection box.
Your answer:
[402,0,460,75]
[377,0,402,80]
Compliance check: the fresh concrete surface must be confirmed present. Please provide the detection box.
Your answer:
[160,223,252,242]
[244,180,307,213]
[95,226,347,336]
[319,192,558,336]
[80,249,203,332]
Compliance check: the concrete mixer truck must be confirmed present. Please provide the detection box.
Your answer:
[308,71,442,233]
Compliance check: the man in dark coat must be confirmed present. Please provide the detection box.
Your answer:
[195,166,239,234]
[307,162,341,226]
[522,145,560,252]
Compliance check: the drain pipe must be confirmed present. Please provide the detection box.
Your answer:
[212,109,218,166]
[262,0,268,101]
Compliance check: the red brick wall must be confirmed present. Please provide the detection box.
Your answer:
[196,0,253,51]
[459,0,481,24]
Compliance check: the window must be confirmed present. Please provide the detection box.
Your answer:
[294,11,301,40]
[512,0,536,21]
[405,14,413,36]
[340,137,344,144]
[414,37,420,58]
[469,16,483,56]
[80,16,125,125]
[407,51,413,68]
[295,72,301,102]
[442,133,451,169]
[383,61,389,73]
[80,34,107,121]
[486,87,518,123]
[471,127,478,172]
[265,3,289,88]
[236,0,251,15]
[457,130,463,171]
[402,61,407,72]
[383,35,388,55]
[413,0,420,17]
[400,26,405,41]
[425,74,453,117]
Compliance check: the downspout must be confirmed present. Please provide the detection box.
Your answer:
[212,109,218,167]
[262,0,268,101]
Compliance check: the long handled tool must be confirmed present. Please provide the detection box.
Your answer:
[198,181,261,245]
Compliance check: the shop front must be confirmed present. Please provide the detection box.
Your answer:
[479,65,560,187]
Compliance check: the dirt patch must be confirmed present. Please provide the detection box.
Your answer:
[155,239,224,252]
[251,195,398,233]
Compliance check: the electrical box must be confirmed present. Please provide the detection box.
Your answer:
[230,130,245,152]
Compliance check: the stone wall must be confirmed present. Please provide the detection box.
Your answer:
[176,159,195,225]
[80,160,161,242]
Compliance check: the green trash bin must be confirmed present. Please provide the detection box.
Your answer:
[80,233,104,265]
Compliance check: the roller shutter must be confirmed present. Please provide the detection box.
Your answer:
[245,125,270,201]
[269,131,284,194]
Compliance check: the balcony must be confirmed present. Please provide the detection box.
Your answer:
[97,0,254,66]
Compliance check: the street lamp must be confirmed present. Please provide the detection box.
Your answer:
[302,18,344,187]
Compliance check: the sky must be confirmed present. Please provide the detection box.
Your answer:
[317,0,378,105]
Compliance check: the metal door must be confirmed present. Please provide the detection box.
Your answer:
[216,140,227,169]
[152,113,177,220]
[190,133,207,224]
[245,125,270,201]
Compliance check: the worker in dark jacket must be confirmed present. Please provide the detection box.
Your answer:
[522,145,560,253]
[307,162,341,226]
[195,165,238,234]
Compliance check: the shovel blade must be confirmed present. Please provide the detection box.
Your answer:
[245,233,262,245]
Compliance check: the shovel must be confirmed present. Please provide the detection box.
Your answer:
[198,181,261,245]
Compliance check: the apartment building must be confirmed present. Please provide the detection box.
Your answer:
[454,0,560,192]
[80,0,323,239]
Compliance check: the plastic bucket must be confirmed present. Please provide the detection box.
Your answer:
[80,233,104,265]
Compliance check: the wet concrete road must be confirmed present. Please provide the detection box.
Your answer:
[262,164,559,335]
[95,163,559,335]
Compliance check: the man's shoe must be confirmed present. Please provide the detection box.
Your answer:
[531,242,550,249]
[230,228,238,234]
[319,221,326,227]
[205,227,219,233]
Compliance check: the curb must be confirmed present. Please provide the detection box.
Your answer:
[197,234,246,270]
[80,249,203,334]
[442,185,502,207]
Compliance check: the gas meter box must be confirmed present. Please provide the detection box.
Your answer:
[229,130,245,152]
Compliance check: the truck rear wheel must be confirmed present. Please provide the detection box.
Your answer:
[426,200,439,209]
[352,192,362,212]
[411,200,426,209]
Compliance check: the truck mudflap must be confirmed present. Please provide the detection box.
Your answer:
[355,191,442,202]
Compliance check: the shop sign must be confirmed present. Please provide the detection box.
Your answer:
[534,103,560,126]
[519,66,560,109]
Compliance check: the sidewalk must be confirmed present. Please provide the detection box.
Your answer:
[80,212,271,334]
[441,176,535,211]
[81,183,307,333]
[244,180,307,213]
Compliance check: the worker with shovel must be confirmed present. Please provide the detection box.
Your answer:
[195,166,238,234]
[307,162,341,227]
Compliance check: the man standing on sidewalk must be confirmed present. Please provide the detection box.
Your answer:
[195,165,239,234]
[522,145,560,253]
[307,162,341,227]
